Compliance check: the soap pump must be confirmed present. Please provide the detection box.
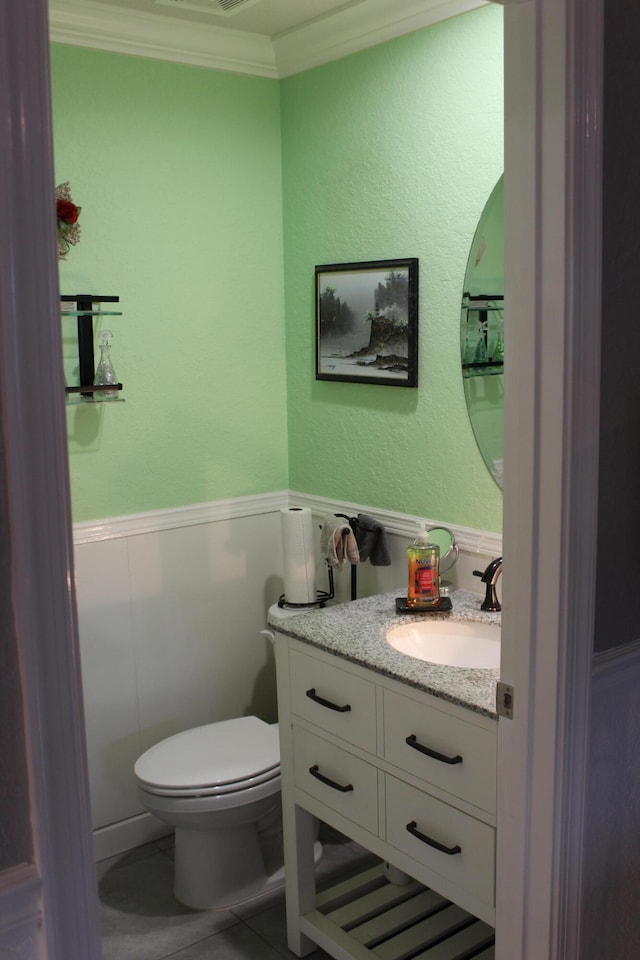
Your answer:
[406,521,440,609]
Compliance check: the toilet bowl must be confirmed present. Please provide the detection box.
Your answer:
[135,715,284,909]
[134,604,318,910]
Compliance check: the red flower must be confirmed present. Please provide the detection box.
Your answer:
[57,199,79,224]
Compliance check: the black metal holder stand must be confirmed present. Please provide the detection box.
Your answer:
[278,512,363,610]
[335,513,359,601]
[277,565,335,610]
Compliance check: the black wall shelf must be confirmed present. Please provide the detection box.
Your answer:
[461,292,504,377]
[61,294,123,400]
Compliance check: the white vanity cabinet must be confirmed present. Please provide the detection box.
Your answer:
[275,632,498,960]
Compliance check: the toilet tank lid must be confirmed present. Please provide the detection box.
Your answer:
[267,602,308,619]
[267,603,311,625]
[134,716,279,790]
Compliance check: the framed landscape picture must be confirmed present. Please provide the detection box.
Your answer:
[315,258,418,387]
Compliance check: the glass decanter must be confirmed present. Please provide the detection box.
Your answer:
[473,320,488,364]
[94,329,119,400]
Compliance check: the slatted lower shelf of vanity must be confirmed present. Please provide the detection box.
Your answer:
[301,864,494,960]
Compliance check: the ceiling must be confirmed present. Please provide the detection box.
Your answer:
[85,0,361,36]
[48,0,488,78]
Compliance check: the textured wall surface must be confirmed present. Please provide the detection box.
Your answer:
[51,7,503,530]
[52,46,287,522]
[281,6,504,531]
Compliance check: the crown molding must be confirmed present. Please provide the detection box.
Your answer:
[274,0,489,78]
[48,0,278,77]
[49,0,488,79]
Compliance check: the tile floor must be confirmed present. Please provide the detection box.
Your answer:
[96,830,379,960]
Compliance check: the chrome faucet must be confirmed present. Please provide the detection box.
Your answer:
[472,556,502,611]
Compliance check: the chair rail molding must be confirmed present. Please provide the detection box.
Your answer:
[289,491,502,559]
[72,490,290,544]
[73,489,502,560]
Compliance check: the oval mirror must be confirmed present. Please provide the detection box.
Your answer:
[460,175,504,488]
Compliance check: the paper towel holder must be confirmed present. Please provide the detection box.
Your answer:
[278,565,335,609]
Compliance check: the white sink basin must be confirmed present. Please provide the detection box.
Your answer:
[386,619,500,669]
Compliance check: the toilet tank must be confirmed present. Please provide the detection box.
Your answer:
[261,603,307,646]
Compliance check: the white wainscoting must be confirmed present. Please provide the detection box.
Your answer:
[74,491,501,861]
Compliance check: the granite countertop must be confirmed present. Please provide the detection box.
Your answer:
[269,587,501,719]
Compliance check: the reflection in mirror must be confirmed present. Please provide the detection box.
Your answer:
[427,526,459,574]
[460,175,504,488]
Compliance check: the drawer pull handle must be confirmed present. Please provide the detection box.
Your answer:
[309,764,354,793]
[406,820,461,856]
[406,734,462,765]
[306,688,351,713]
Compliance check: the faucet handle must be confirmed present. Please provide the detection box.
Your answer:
[473,557,502,611]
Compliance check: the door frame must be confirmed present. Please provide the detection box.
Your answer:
[497,0,602,956]
[0,1,603,957]
[0,1,101,957]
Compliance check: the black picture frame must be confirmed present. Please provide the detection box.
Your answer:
[315,258,418,387]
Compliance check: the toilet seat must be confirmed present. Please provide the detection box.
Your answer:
[134,716,280,799]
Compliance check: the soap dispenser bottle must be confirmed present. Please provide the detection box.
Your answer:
[407,522,440,609]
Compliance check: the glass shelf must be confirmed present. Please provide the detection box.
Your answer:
[462,362,504,378]
[66,395,125,405]
[462,301,504,312]
[61,310,123,317]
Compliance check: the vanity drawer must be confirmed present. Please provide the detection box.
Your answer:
[383,688,496,814]
[289,648,377,753]
[293,726,378,834]
[385,774,495,907]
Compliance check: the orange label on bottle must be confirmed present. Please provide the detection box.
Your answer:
[415,566,434,594]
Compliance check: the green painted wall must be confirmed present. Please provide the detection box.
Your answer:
[281,5,503,531]
[51,46,287,522]
[52,4,503,531]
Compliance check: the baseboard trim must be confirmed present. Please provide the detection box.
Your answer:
[593,636,640,687]
[93,813,171,863]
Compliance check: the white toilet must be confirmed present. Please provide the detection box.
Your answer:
[133,603,316,910]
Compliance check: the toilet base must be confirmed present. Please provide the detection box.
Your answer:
[174,821,267,909]
[174,824,322,910]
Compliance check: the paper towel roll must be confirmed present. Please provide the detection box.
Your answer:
[281,507,317,605]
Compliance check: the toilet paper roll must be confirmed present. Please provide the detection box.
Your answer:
[281,507,317,605]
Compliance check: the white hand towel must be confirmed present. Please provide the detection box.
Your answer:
[320,514,360,571]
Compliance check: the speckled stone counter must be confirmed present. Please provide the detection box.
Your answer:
[269,587,501,719]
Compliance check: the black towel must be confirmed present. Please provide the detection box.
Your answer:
[354,514,391,566]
